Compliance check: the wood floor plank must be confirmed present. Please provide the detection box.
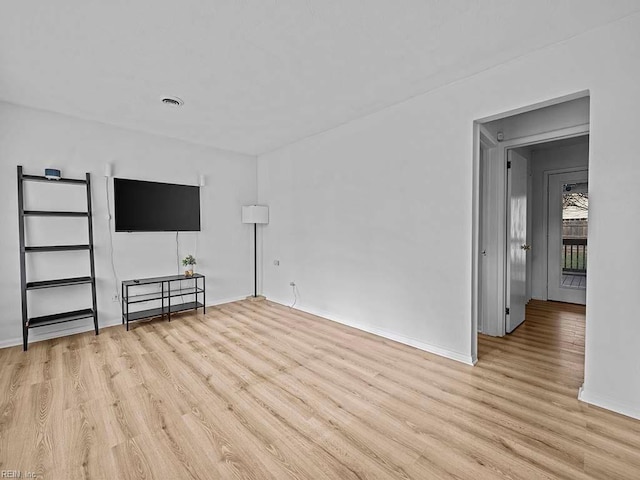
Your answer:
[1,299,639,479]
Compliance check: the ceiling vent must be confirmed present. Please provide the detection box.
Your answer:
[161,96,184,107]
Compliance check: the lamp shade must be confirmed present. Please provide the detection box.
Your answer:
[242,205,269,224]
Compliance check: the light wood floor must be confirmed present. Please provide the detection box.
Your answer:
[1,299,639,479]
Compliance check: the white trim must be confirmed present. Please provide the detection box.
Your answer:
[206,294,253,306]
[476,90,590,124]
[5,295,478,366]
[212,294,259,306]
[0,318,119,350]
[471,124,481,356]
[475,124,500,343]
[479,124,498,148]
[272,298,477,366]
[0,295,249,350]
[498,124,589,149]
[578,385,640,421]
[479,141,507,337]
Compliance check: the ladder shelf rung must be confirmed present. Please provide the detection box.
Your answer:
[25,245,91,252]
[23,210,89,217]
[21,174,87,185]
[28,308,95,328]
[26,276,93,290]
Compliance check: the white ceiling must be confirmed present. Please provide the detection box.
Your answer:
[1,1,639,156]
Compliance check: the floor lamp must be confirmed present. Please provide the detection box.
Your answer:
[242,205,269,299]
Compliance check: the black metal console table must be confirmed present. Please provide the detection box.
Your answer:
[121,274,205,330]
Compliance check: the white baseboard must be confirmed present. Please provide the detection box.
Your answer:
[0,295,249,350]
[205,294,251,307]
[3,294,476,368]
[578,385,640,421]
[0,318,121,350]
[268,297,475,366]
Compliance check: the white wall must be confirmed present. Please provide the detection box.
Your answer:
[258,14,640,418]
[0,102,257,347]
[530,141,590,299]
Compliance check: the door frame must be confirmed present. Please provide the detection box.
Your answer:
[541,165,589,300]
[476,126,499,338]
[472,119,589,358]
[546,168,589,304]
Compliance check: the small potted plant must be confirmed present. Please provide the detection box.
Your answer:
[182,255,197,277]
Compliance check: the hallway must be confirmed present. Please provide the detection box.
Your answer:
[478,300,640,477]
[479,300,586,391]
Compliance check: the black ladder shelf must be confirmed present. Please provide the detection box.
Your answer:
[17,166,99,351]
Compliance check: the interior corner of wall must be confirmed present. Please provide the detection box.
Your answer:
[578,385,640,421]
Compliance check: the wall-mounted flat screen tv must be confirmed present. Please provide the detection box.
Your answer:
[114,178,201,232]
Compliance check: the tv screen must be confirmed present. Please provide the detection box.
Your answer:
[114,178,201,232]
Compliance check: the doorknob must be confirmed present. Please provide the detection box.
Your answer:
[520,244,531,251]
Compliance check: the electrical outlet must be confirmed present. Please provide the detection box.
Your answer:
[289,281,296,287]
[273,260,280,266]
[111,294,120,303]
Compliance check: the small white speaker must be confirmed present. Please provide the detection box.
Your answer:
[104,163,113,177]
[44,168,61,180]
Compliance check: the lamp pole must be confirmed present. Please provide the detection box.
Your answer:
[254,223,257,297]
[242,205,269,300]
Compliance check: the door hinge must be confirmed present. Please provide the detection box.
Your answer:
[505,307,510,315]
[507,161,511,169]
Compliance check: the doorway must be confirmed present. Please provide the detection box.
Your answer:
[547,170,588,304]
[473,93,590,359]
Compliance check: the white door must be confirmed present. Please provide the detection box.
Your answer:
[506,150,529,333]
[478,142,505,337]
[548,171,588,304]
